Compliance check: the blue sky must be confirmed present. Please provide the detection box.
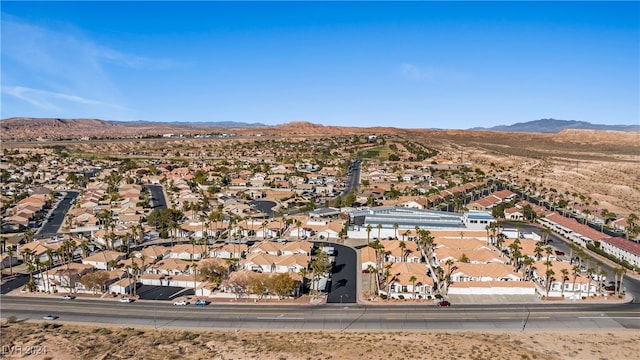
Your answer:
[1,1,638,129]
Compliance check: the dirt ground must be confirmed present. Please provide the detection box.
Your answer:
[1,322,638,360]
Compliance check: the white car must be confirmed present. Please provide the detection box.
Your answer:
[43,315,59,320]
[119,297,134,303]
[173,300,189,306]
[61,295,75,300]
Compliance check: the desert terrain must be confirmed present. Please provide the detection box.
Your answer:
[1,321,639,360]
[4,119,638,215]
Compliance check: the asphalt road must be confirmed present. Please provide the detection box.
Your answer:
[318,243,357,304]
[341,159,361,196]
[35,191,79,239]
[2,296,638,331]
[0,274,29,295]
[508,223,640,302]
[137,285,194,301]
[146,185,167,210]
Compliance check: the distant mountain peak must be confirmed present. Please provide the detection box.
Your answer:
[471,118,639,133]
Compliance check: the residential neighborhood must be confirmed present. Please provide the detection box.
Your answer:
[1,134,638,307]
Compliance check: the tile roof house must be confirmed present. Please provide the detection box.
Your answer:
[450,262,522,282]
[539,213,608,247]
[384,262,434,299]
[361,246,378,271]
[169,244,209,260]
[380,240,422,263]
[599,237,640,268]
[82,250,128,270]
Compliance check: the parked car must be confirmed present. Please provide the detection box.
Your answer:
[195,299,211,306]
[43,315,59,320]
[437,300,451,307]
[173,300,189,306]
[119,297,134,303]
[61,295,75,300]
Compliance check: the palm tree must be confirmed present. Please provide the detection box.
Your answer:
[560,268,569,297]
[598,270,607,294]
[295,219,302,241]
[485,224,491,245]
[383,263,392,300]
[298,267,308,293]
[192,263,198,291]
[367,264,377,294]
[545,268,555,296]
[23,229,35,244]
[586,268,595,298]
[189,236,196,261]
[568,243,577,264]
[170,220,179,247]
[627,213,639,241]
[409,275,417,300]
[7,246,15,275]
[107,259,119,271]
[80,240,91,258]
[619,266,627,295]
[541,227,552,244]
[366,224,372,245]
[508,239,522,271]
[43,260,51,293]
[398,240,407,262]
[611,267,621,296]
[131,261,140,297]
[393,223,399,239]
[521,257,534,280]
[571,265,580,298]
[21,248,36,291]
[576,248,586,269]
[533,242,544,261]
[376,223,382,241]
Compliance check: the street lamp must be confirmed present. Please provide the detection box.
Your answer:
[154,292,163,330]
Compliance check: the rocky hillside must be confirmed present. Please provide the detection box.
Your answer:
[0,117,265,140]
[0,118,129,140]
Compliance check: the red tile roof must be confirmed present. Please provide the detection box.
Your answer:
[546,213,608,241]
[600,237,640,256]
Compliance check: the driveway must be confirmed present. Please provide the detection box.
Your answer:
[0,274,29,294]
[146,185,167,210]
[136,285,195,301]
[316,242,357,304]
[250,200,277,217]
[35,191,79,239]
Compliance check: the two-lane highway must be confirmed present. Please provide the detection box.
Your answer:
[2,296,639,331]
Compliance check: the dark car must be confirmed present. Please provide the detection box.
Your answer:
[437,300,451,307]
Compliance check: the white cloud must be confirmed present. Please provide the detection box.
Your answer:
[0,14,175,118]
[2,86,127,111]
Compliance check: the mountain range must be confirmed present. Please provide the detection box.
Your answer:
[470,118,639,133]
[1,117,638,141]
